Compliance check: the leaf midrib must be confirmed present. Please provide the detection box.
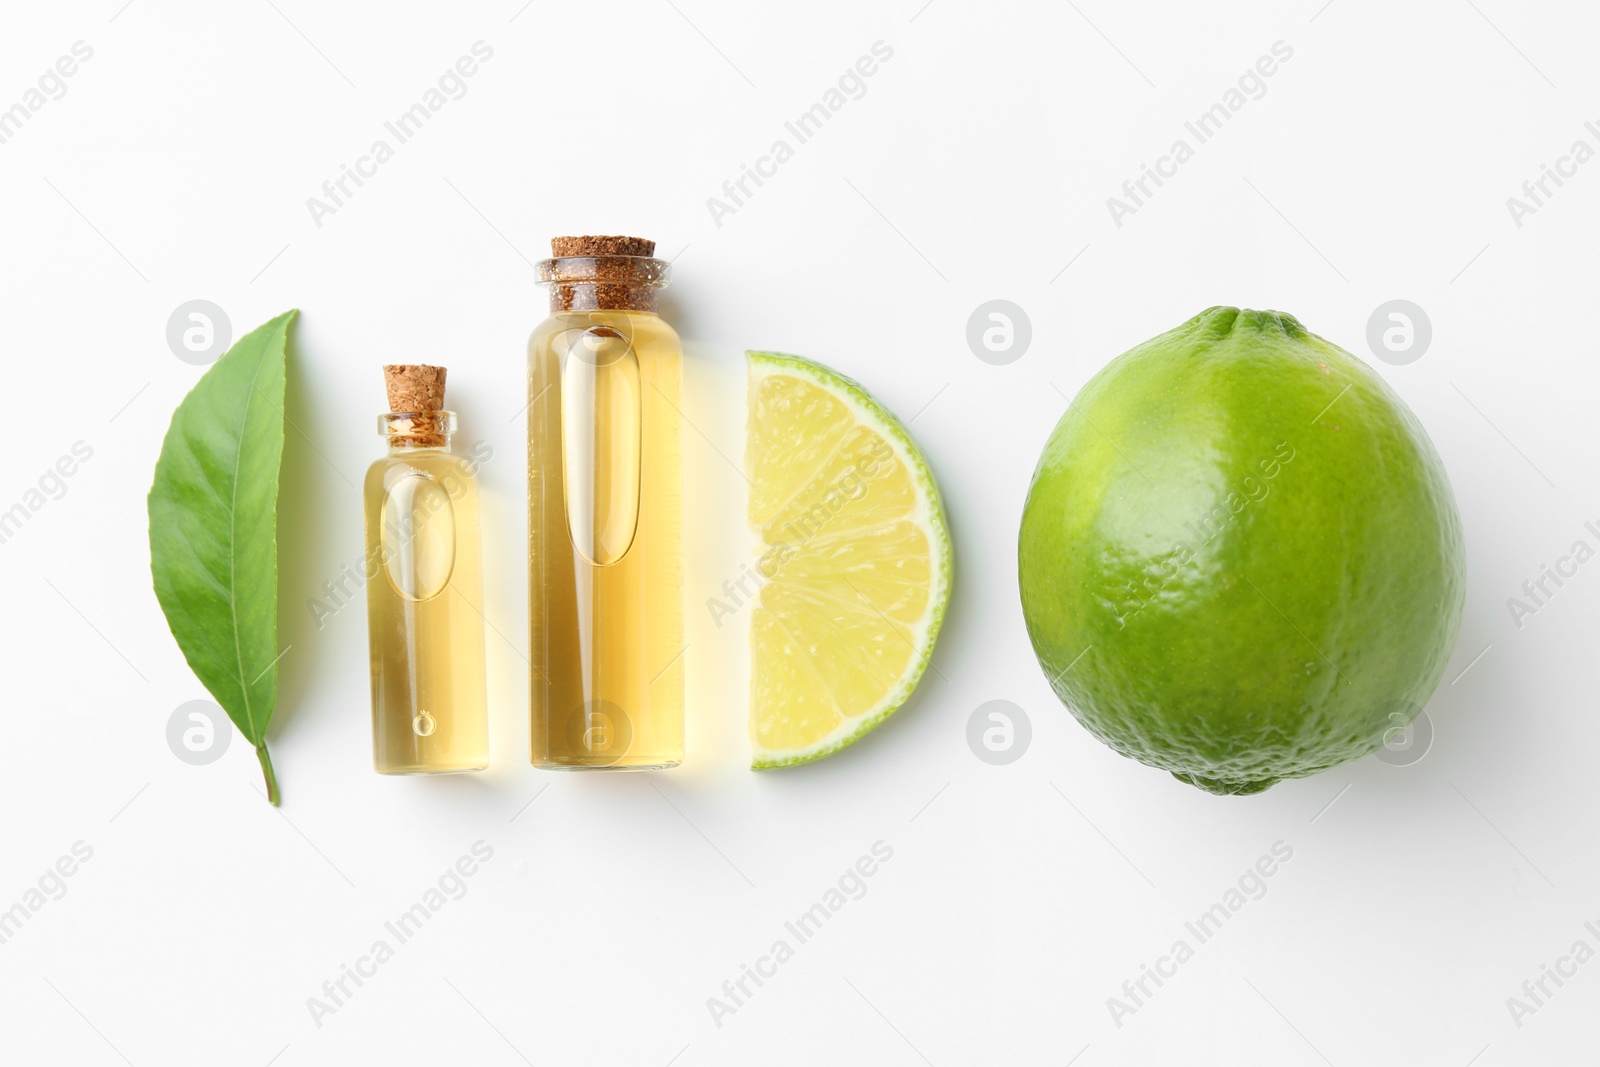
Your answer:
[226,338,278,741]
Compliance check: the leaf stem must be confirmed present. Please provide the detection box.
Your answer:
[255,743,281,806]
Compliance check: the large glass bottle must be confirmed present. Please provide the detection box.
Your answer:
[364,365,489,774]
[528,236,683,769]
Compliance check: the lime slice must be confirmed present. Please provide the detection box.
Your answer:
[745,351,953,768]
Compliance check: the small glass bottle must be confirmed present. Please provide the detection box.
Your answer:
[528,236,683,769]
[364,364,489,774]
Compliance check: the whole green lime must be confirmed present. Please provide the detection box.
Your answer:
[1019,307,1465,795]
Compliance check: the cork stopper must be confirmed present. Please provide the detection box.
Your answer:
[551,235,655,258]
[382,364,449,447]
[541,235,667,312]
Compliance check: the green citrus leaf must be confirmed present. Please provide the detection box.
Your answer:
[148,310,297,804]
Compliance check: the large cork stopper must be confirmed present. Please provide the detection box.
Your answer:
[383,364,448,447]
[545,235,664,312]
[551,235,655,258]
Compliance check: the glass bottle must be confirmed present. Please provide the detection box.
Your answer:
[364,365,489,774]
[528,236,684,769]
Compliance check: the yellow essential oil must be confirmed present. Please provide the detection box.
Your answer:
[529,236,683,769]
[364,365,489,774]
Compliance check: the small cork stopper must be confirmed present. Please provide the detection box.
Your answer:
[382,364,448,447]
[384,364,446,412]
[546,235,663,313]
[551,235,655,258]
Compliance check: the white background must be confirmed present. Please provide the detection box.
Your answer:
[2,0,1595,1063]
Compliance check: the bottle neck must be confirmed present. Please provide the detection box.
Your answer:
[379,411,455,451]
[388,437,452,453]
[538,255,670,314]
[546,282,660,314]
